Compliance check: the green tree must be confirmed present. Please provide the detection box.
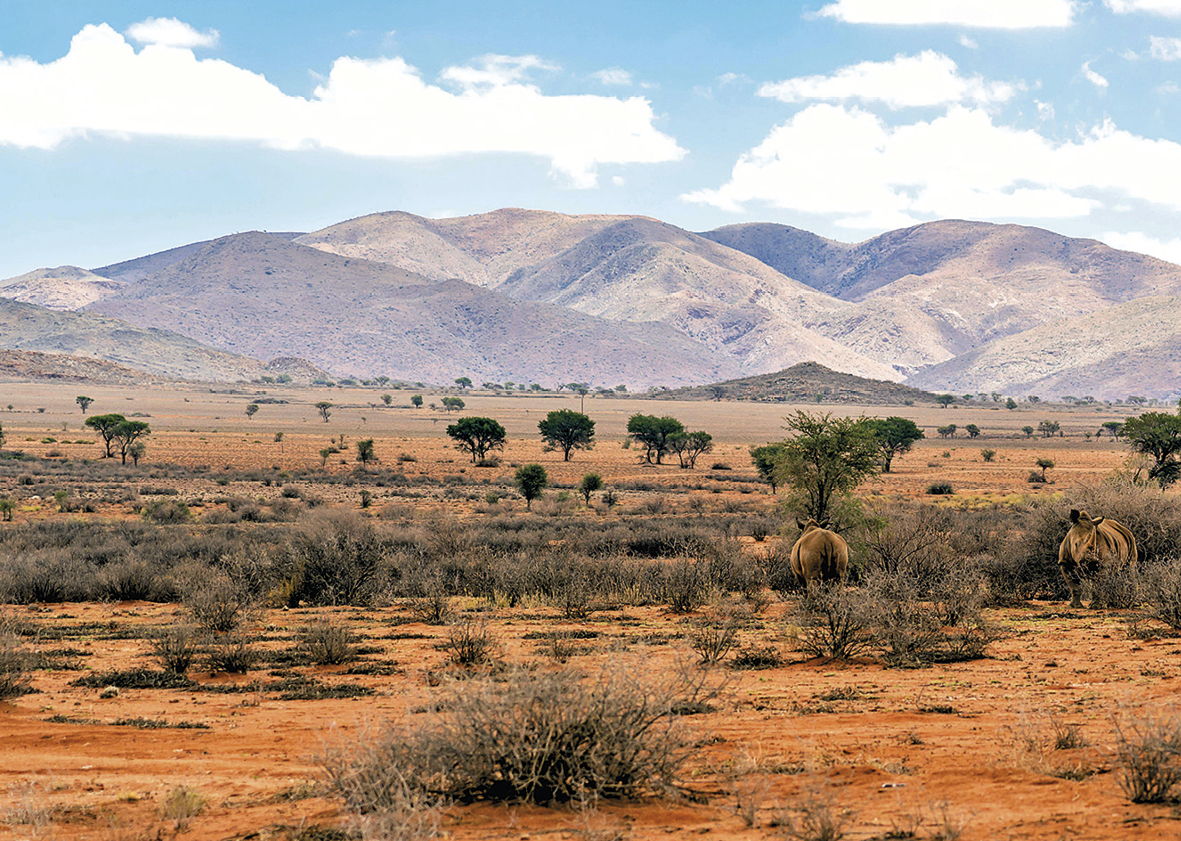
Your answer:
[965,423,981,439]
[1038,420,1060,438]
[1022,425,1035,438]
[356,438,377,466]
[319,447,332,467]
[84,413,127,458]
[0,420,5,450]
[668,430,713,469]
[446,416,506,464]
[381,393,392,406]
[1121,412,1181,487]
[1035,457,1055,482]
[935,394,956,408]
[1005,397,1018,410]
[936,424,957,438]
[864,417,924,473]
[411,395,423,408]
[626,414,685,464]
[454,377,472,389]
[1101,421,1123,438]
[0,498,13,521]
[778,411,880,524]
[538,409,595,461]
[316,401,333,423]
[515,463,548,510]
[750,443,787,493]
[127,440,146,466]
[113,420,150,465]
[579,473,603,505]
[245,403,259,420]
[76,395,93,414]
[441,396,466,411]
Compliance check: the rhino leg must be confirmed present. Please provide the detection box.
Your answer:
[1061,563,1084,609]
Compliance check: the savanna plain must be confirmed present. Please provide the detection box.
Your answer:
[2,382,1181,841]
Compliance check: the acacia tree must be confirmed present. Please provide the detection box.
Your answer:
[669,430,713,469]
[750,443,787,493]
[85,413,126,458]
[864,417,924,473]
[935,394,956,408]
[538,409,595,461]
[446,416,506,464]
[778,411,880,525]
[127,441,146,466]
[626,414,684,464]
[515,463,548,510]
[245,403,259,420]
[113,420,150,465]
[579,473,603,505]
[1038,420,1060,438]
[1121,411,1181,487]
[454,377,472,390]
[76,395,93,415]
[356,438,377,466]
[316,401,333,422]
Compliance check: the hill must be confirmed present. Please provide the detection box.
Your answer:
[0,266,126,310]
[656,361,941,405]
[0,349,173,386]
[86,232,734,386]
[909,295,1181,402]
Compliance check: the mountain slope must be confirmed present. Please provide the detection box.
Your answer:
[0,298,276,381]
[653,361,939,405]
[86,232,735,386]
[909,295,1181,401]
[0,266,126,310]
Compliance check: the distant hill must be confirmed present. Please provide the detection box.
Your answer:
[87,232,735,386]
[92,232,305,284]
[656,361,941,405]
[0,349,171,385]
[0,266,126,310]
[910,295,1181,402]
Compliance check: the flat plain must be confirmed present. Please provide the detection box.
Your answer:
[1,382,1176,841]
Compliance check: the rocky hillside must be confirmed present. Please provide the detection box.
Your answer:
[0,266,126,310]
[658,361,940,405]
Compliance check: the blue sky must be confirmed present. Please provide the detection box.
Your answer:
[4,0,1181,278]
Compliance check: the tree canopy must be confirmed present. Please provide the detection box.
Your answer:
[84,413,127,458]
[669,430,713,469]
[778,411,880,524]
[1122,411,1181,487]
[315,401,333,422]
[863,417,924,473]
[76,395,93,414]
[750,443,787,493]
[626,414,684,464]
[446,416,507,464]
[538,410,595,461]
[515,463,548,509]
[113,420,150,465]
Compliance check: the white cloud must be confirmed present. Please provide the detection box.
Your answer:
[758,51,1018,109]
[1150,36,1181,59]
[958,35,980,48]
[591,67,633,86]
[1036,99,1056,120]
[815,0,1077,28]
[1102,231,1181,263]
[683,104,1181,227]
[0,24,684,188]
[716,72,751,86]
[1106,0,1181,15]
[126,17,219,49]
[1081,61,1109,88]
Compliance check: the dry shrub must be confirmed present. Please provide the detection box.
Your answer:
[323,663,712,807]
[184,573,253,633]
[152,625,199,674]
[788,584,876,662]
[771,781,855,841]
[1137,556,1181,629]
[205,631,260,674]
[690,616,740,664]
[663,559,709,613]
[436,618,497,667]
[1115,707,1181,803]
[300,620,356,666]
[0,627,31,700]
[285,509,388,606]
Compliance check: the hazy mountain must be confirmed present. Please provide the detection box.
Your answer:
[87,232,734,386]
[0,266,126,310]
[909,295,1181,401]
[656,361,939,405]
[0,298,280,382]
[92,232,305,284]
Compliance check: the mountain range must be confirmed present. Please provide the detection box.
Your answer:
[2,209,1180,400]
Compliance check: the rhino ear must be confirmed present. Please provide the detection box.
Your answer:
[1093,516,1105,526]
[796,517,806,530]
[820,519,832,530]
[1070,509,1081,523]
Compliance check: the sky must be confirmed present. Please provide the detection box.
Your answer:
[5,0,1181,278]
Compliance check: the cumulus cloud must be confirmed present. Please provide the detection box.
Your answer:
[1081,61,1110,88]
[591,67,633,86]
[959,35,979,48]
[1150,36,1181,59]
[1106,0,1181,14]
[815,0,1077,28]
[126,17,219,49]
[682,103,1181,227]
[759,51,1018,109]
[1103,231,1181,263]
[0,24,684,188]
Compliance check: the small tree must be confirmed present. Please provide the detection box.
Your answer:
[538,410,595,461]
[750,443,786,493]
[668,430,713,468]
[442,396,466,412]
[245,403,259,420]
[128,440,146,466]
[356,439,377,466]
[778,411,880,525]
[937,424,957,438]
[76,395,93,414]
[864,417,924,473]
[411,395,424,408]
[0,421,4,450]
[85,413,127,458]
[1121,412,1181,487]
[515,463,548,510]
[381,393,392,406]
[316,401,333,423]
[1022,425,1035,438]
[319,447,332,467]
[1038,420,1060,438]
[1035,457,1055,482]
[113,420,150,465]
[1005,397,1018,410]
[626,414,685,464]
[1101,421,1124,438]
[454,377,473,390]
[446,417,506,464]
[579,473,603,505]
[965,423,981,439]
[935,394,956,409]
